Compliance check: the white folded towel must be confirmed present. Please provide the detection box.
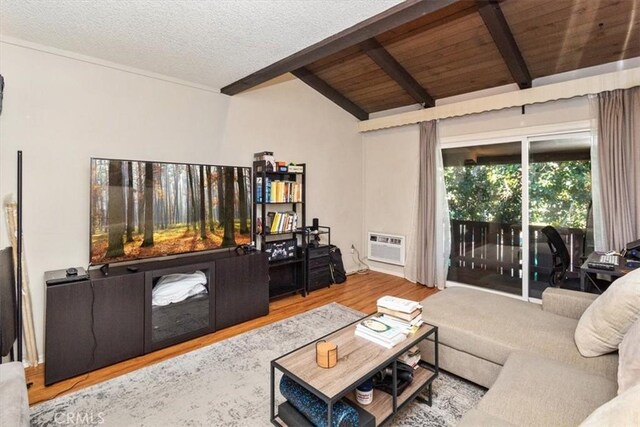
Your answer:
[152,270,208,306]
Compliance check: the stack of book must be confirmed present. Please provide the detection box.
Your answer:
[376,296,423,334]
[256,178,302,203]
[398,346,421,370]
[355,317,407,349]
[267,211,298,234]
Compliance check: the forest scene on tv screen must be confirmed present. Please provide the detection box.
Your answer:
[90,159,251,264]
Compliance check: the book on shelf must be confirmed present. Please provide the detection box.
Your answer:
[256,178,302,203]
[256,177,263,203]
[267,211,298,234]
[269,180,276,203]
[398,346,421,369]
[270,212,279,234]
[266,212,276,231]
[377,296,422,314]
[354,318,407,348]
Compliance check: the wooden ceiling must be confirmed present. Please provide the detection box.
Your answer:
[222,0,640,120]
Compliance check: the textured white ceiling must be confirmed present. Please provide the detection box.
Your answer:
[0,0,402,90]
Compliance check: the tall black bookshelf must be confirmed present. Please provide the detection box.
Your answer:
[252,161,307,299]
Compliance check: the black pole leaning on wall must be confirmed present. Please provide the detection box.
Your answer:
[16,151,23,361]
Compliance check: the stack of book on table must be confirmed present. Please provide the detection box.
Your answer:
[354,296,423,349]
[355,317,407,349]
[376,296,424,334]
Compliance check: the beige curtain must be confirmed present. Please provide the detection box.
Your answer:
[597,86,640,251]
[415,120,449,289]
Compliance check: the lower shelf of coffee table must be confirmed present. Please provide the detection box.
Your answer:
[345,365,436,425]
[276,366,435,427]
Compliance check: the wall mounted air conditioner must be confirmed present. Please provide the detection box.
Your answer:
[367,232,405,266]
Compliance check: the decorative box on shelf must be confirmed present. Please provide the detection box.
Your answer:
[265,239,297,262]
[288,164,304,173]
[254,151,275,171]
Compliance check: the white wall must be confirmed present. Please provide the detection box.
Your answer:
[362,97,592,279]
[0,41,363,361]
[363,124,420,277]
[224,79,363,258]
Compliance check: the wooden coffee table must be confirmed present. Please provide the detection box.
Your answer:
[270,314,439,426]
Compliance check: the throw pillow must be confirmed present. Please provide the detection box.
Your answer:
[618,316,640,394]
[579,383,640,426]
[574,267,640,357]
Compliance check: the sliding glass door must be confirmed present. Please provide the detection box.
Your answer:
[444,141,523,296]
[443,131,592,300]
[528,134,592,298]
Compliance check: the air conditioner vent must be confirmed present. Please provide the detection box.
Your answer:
[367,232,405,266]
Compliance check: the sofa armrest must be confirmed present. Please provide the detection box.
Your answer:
[542,288,598,320]
[0,362,29,427]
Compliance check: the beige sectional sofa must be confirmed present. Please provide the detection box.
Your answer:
[418,285,638,426]
[0,361,30,427]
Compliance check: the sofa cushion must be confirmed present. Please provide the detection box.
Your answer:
[579,383,640,427]
[421,287,618,380]
[542,288,598,320]
[458,409,515,427]
[618,316,640,394]
[575,267,640,357]
[418,339,502,388]
[478,351,617,427]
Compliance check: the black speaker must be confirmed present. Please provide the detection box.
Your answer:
[312,218,319,230]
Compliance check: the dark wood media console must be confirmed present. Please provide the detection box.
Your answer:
[44,251,268,385]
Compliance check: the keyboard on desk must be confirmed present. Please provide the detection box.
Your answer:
[588,255,618,270]
[598,255,618,264]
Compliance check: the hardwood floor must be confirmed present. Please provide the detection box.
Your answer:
[25,271,437,405]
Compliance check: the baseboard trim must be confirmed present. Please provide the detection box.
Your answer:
[369,266,405,279]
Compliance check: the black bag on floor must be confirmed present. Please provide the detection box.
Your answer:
[329,245,347,284]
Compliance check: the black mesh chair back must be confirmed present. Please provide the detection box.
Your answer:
[583,201,594,257]
[541,226,571,287]
[0,247,16,358]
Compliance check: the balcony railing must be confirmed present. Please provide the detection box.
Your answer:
[449,219,586,283]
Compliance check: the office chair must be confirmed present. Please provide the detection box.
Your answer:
[541,226,572,288]
[582,201,594,261]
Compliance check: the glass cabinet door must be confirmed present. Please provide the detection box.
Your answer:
[145,262,214,352]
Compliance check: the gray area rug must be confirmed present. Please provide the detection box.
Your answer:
[31,303,485,426]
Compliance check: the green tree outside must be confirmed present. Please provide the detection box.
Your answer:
[444,160,591,229]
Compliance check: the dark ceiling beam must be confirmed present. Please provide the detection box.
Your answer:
[477,1,531,89]
[291,68,369,121]
[221,0,459,95]
[360,38,435,107]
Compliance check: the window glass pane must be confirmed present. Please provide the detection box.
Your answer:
[444,141,522,295]
[528,136,592,298]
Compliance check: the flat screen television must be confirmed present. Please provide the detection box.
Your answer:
[90,158,252,264]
